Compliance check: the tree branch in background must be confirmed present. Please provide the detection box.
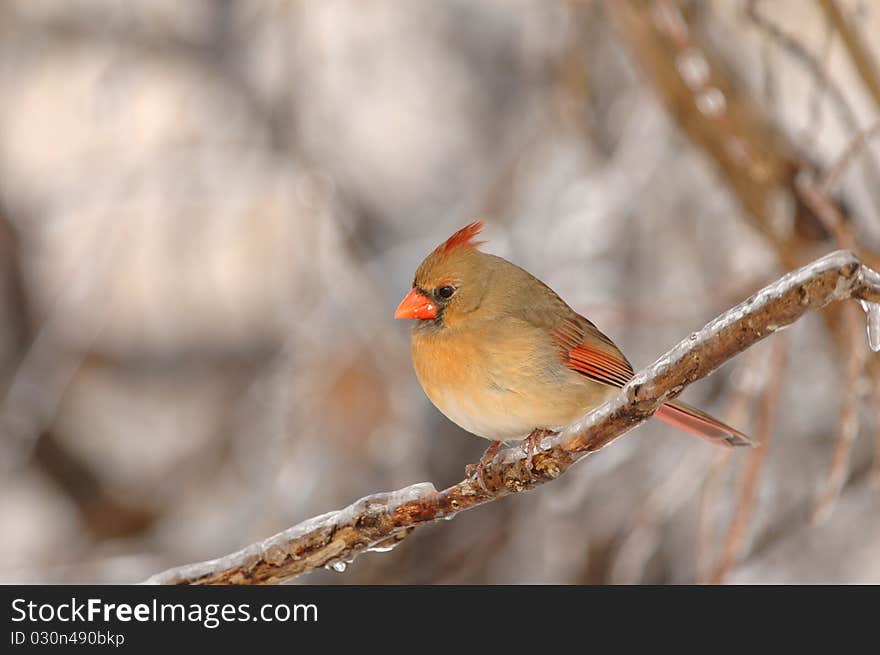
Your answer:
[145,251,880,585]
[697,348,762,582]
[873,373,880,490]
[817,0,880,114]
[0,214,158,541]
[795,121,880,520]
[606,0,880,273]
[605,0,880,550]
[606,0,830,265]
[710,334,788,584]
[812,303,869,523]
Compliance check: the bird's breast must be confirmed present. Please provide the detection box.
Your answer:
[410,323,611,441]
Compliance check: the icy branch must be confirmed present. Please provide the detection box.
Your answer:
[145,251,880,585]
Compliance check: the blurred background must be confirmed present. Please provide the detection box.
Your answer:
[1,0,879,584]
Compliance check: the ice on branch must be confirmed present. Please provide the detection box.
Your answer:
[146,251,880,585]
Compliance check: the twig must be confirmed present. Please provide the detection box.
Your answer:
[820,119,880,195]
[746,0,880,220]
[797,175,857,250]
[801,4,834,148]
[696,448,731,582]
[607,0,803,244]
[813,303,869,523]
[610,448,706,584]
[609,0,880,378]
[873,362,880,490]
[145,250,880,584]
[697,347,765,582]
[817,0,880,113]
[710,334,788,584]
[0,214,157,540]
[797,125,879,519]
[0,209,128,474]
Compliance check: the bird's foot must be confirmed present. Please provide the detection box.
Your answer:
[521,429,554,474]
[465,440,503,492]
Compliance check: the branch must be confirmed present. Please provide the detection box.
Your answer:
[697,347,762,582]
[607,0,824,259]
[710,334,788,583]
[812,302,870,523]
[145,251,880,585]
[607,0,880,273]
[817,0,880,114]
[873,368,880,489]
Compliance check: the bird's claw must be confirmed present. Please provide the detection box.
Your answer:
[521,429,554,475]
[466,440,503,491]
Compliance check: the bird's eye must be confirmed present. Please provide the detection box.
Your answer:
[436,285,456,300]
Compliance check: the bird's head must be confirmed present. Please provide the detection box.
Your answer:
[394,221,490,329]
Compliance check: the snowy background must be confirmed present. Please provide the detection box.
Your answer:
[1,0,879,583]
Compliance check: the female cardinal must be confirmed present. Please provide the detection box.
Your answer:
[395,222,752,480]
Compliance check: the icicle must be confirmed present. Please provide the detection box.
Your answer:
[860,300,880,352]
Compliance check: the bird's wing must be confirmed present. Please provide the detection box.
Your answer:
[513,305,752,447]
[551,313,634,388]
[513,299,634,388]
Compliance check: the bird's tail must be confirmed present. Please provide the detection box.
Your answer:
[655,400,753,448]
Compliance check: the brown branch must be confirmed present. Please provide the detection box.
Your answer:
[610,2,880,526]
[796,123,880,520]
[610,448,705,583]
[746,0,880,220]
[813,303,869,523]
[145,250,880,585]
[697,448,731,582]
[0,215,158,540]
[817,0,880,113]
[608,0,880,275]
[710,334,788,584]
[873,365,880,490]
[607,0,828,263]
[697,347,766,582]
[800,6,834,149]
[820,119,880,196]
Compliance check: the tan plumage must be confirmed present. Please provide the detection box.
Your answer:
[395,222,752,454]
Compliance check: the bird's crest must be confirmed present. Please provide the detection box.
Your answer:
[436,221,485,255]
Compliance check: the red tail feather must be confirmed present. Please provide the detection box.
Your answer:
[655,400,753,448]
[555,312,752,448]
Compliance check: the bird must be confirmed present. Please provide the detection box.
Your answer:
[394,221,752,483]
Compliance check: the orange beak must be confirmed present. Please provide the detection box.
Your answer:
[394,288,438,320]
